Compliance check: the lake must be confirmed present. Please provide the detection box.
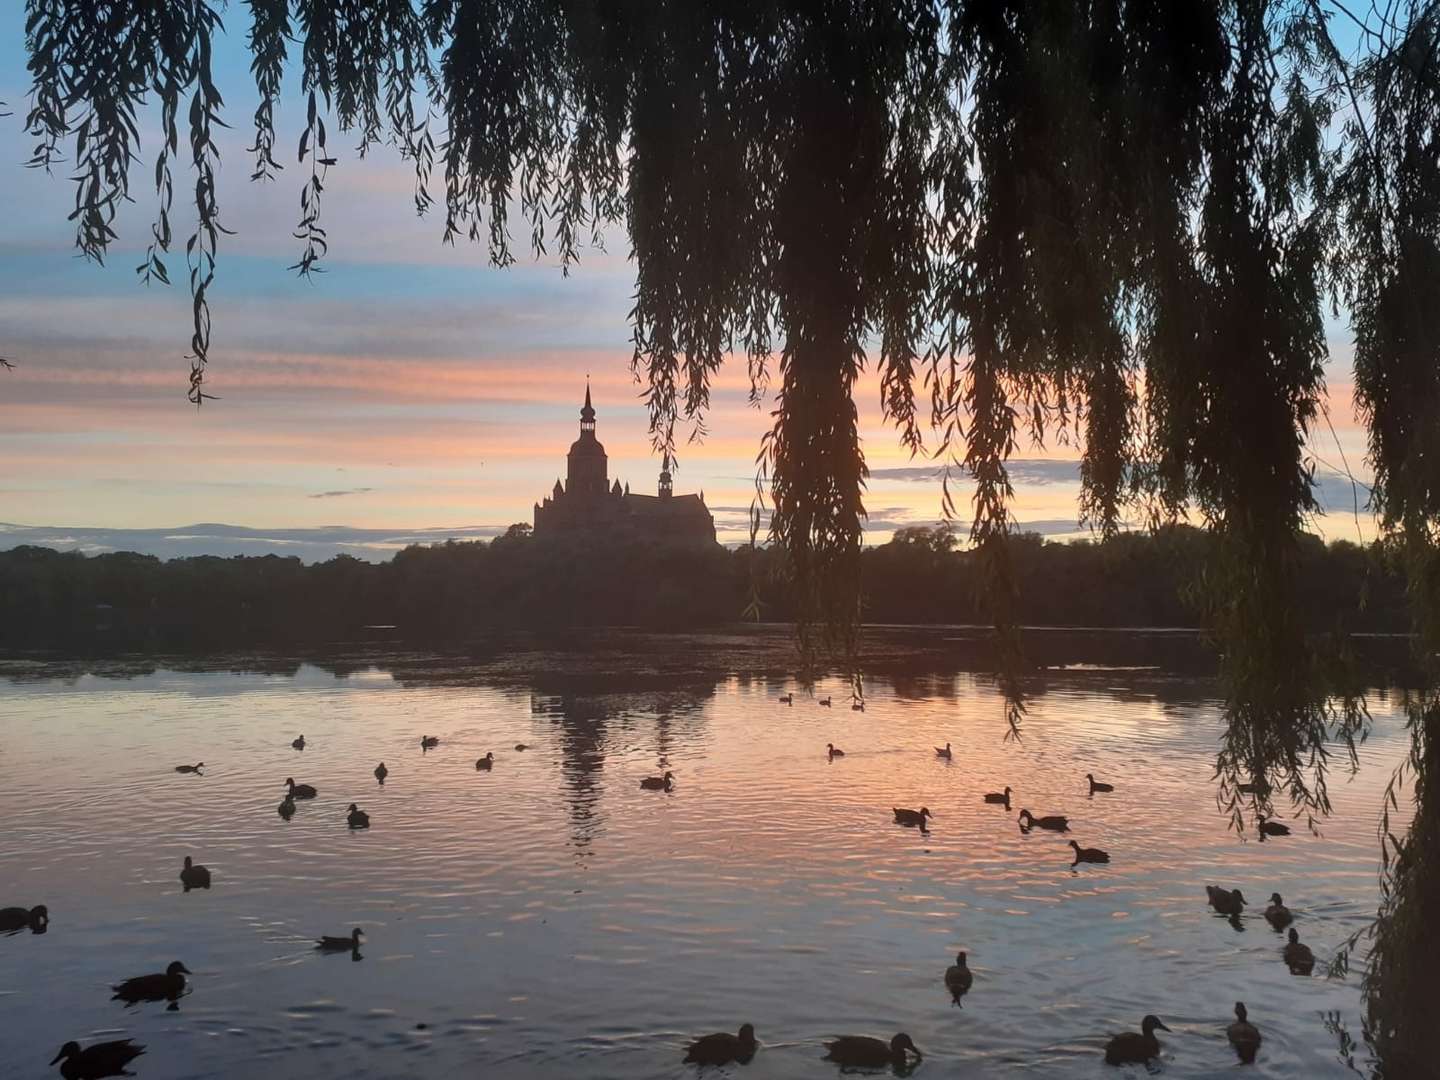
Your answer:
[0,649,1407,1078]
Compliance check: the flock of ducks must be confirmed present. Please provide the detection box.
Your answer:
[9,701,1316,1076]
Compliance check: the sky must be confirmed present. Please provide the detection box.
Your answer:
[0,9,1379,560]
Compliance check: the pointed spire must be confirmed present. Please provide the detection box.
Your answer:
[580,381,596,429]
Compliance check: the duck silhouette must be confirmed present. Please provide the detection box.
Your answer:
[346,804,370,829]
[277,794,295,820]
[1206,885,1246,917]
[173,763,203,774]
[475,753,494,771]
[983,786,1012,808]
[292,735,305,750]
[1086,773,1113,794]
[284,778,317,799]
[823,1033,921,1070]
[0,903,47,934]
[827,743,845,759]
[893,807,932,829]
[818,697,832,707]
[112,961,190,1006]
[317,927,363,952]
[944,951,973,999]
[935,742,953,759]
[640,771,674,791]
[1264,892,1293,929]
[1069,839,1110,864]
[49,1039,145,1080]
[1258,815,1291,838]
[1104,1014,1170,1065]
[683,1023,757,1065]
[1227,1001,1262,1063]
[1283,928,1315,975]
[374,762,388,784]
[779,694,793,706]
[179,856,210,891]
[1018,809,1069,832]
[420,736,439,750]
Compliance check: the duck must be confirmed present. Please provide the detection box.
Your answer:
[292,735,305,750]
[284,777,317,799]
[374,761,388,783]
[1069,839,1110,864]
[1018,809,1069,832]
[1086,772,1114,794]
[514,743,530,751]
[1227,1001,1262,1064]
[935,742,953,759]
[779,694,793,706]
[49,1039,146,1080]
[475,752,494,771]
[173,762,204,774]
[1264,892,1293,929]
[827,742,845,759]
[823,1033,921,1069]
[1238,779,1271,796]
[1206,885,1246,917]
[893,807,933,829]
[277,794,295,820]
[1258,815,1291,838]
[112,960,190,1004]
[983,786,1012,808]
[683,1022,758,1065]
[317,927,364,952]
[1283,927,1315,975]
[179,856,211,891]
[0,903,48,933]
[420,735,439,749]
[851,700,865,711]
[640,771,675,791]
[1104,1014,1170,1065]
[818,696,832,707]
[944,950,973,997]
[346,803,370,829]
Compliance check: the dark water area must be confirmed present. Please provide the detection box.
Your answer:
[0,638,1411,1078]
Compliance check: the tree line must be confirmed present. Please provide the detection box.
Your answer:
[0,524,1411,654]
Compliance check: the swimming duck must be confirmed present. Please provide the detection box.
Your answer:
[779,694,793,706]
[50,1039,145,1080]
[935,742,953,759]
[374,762,388,783]
[683,1023,758,1065]
[1104,1014,1170,1065]
[1283,927,1315,975]
[173,763,204,774]
[640,771,675,791]
[0,904,48,933]
[851,700,865,711]
[179,856,211,891]
[1206,885,1246,916]
[823,1033,921,1069]
[112,960,190,1004]
[420,736,439,749]
[1227,1001,1262,1064]
[1258,816,1291,838]
[983,786,1012,808]
[277,794,295,820]
[1237,779,1271,795]
[944,950,973,996]
[475,753,494,771]
[1018,809,1069,832]
[317,927,364,952]
[292,735,305,750]
[1086,773,1114,793]
[284,777,317,799]
[893,807,933,828]
[346,803,370,829]
[514,743,530,751]
[1069,839,1110,864]
[818,697,832,707]
[827,743,845,758]
[1264,893,1293,929]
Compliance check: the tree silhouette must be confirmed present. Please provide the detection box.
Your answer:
[15,3,1440,1066]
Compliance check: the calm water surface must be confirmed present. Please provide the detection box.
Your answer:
[0,657,1407,1078]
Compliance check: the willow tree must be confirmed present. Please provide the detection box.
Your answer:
[18,0,1440,1067]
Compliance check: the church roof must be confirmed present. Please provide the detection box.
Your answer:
[622,492,710,517]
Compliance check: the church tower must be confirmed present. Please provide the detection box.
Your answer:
[565,384,608,497]
[658,453,673,499]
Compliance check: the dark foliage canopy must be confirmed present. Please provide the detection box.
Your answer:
[14,2,1440,1066]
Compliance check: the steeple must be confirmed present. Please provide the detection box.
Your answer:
[580,382,595,432]
[659,453,673,498]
